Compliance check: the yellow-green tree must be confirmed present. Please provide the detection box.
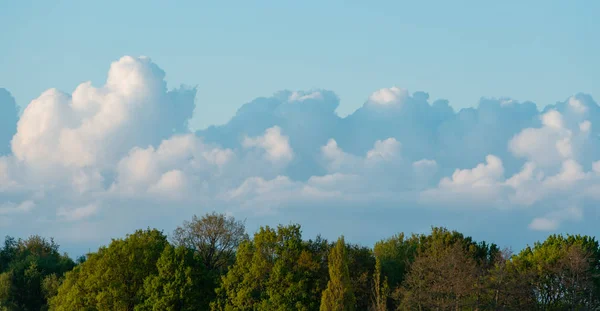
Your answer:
[49,229,168,311]
[320,236,355,311]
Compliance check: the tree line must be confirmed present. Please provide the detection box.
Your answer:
[1,212,599,310]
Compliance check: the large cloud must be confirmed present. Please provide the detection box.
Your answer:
[1,56,600,255]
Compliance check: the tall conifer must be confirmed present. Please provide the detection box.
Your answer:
[320,236,355,311]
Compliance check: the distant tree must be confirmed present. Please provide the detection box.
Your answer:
[320,236,355,311]
[172,212,248,272]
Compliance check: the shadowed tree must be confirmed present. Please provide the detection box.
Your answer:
[0,235,74,311]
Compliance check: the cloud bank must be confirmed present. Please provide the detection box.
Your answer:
[1,56,599,253]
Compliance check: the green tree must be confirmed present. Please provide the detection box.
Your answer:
[138,245,212,311]
[511,234,600,310]
[345,244,374,311]
[213,224,325,311]
[394,227,499,310]
[320,236,355,311]
[50,228,168,311]
[370,258,389,311]
[0,235,74,311]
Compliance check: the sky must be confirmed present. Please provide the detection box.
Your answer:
[0,1,599,256]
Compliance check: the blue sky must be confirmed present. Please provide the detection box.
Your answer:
[1,1,600,256]
[1,0,598,129]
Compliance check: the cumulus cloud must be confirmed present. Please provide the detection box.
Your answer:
[243,126,294,165]
[2,56,600,252]
[11,56,194,172]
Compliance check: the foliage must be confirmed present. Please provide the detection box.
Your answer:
[2,214,600,311]
[320,236,355,311]
[137,245,212,311]
[0,235,74,311]
[212,224,327,311]
[49,228,169,311]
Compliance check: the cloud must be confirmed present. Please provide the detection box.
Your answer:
[529,206,583,231]
[243,126,294,165]
[57,203,99,222]
[0,200,35,215]
[11,56,195,172]
[2,56,600,252]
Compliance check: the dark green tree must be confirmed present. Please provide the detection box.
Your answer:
[0,235,74,311]
[137,244,212,311]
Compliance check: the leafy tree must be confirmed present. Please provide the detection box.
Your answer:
[394,227,499,310]
[41,274,62,306]
[320,236,355,311]
[373,233,418,309]
[511,234,600,310]
[398,239,478,310]
[213,224,325,311]
[173,212,248,272]
[137,245,212,311]
[373,233,418,288]
[0,237,17,273]
[345,244,374,311]
[50,228,168,311]
[370,258,389,311]
[484,248,536,310]
[0,235,74,311]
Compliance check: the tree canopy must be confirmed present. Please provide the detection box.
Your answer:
[0,214,599,311]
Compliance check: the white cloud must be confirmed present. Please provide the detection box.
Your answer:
[441,155,504,188]
[288,91,323,102]
[419,155,507,207]
[243,126,294,165]
[367,87,409,107]
[0,200,35,215]
[3,55,600,249]
[366,138,401,162]
[11,56,194,172]
[529,206,583,231]
[509,110,573,167]
[57,203,99,222]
